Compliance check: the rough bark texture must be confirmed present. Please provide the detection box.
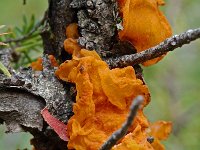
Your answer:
[71,0,136,58]
[0,88,45,132]
[43,0,76,60]
[0,59,72,149]
[71,0,118,56]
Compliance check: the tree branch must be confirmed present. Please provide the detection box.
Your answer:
[106,28,200,68]
[0,56,72,149]
[99,96,144,150]
[48,0,75,59]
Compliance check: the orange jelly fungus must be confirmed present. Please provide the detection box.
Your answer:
[31,57,43,71]
[149,121,172,150]
[31,55,58,71]
[64,38,81,57]
[118,0,172,66]
[66,23,79,39]
[48,55,59,67]
[64,23,81,57]
[55,31,172,149]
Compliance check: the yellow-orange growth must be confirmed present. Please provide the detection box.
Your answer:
[31,55,58,71]
[118,0,172,66]
[56,30,172,149]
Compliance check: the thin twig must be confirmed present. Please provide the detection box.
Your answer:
[106,28,200,68]
[99,95,144,150]
[4,12,47,44]
[0,42,7,46]
[0,32,11,36]
[0,25,6,29]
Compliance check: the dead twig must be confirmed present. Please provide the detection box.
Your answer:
[106,28,200,68]
[99,95,144,150]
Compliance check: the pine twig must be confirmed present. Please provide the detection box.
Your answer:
[4,12,47,44]
[106,28,200,68]
[99,96,144,150]
[0,26,10,45]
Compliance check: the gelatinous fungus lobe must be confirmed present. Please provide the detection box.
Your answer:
[118,0,172,66]
[31,55,58,71]
[56,49,151,149]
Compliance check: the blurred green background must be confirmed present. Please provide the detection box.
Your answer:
[0,0,200,149]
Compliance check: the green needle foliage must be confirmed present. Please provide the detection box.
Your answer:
[0,61,11,77]
[0,15,43,69]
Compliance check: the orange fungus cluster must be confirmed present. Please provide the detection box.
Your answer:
[56,44,151,150]
[55,17,172,149]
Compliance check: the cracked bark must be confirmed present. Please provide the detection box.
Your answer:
[0,58,73,149]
